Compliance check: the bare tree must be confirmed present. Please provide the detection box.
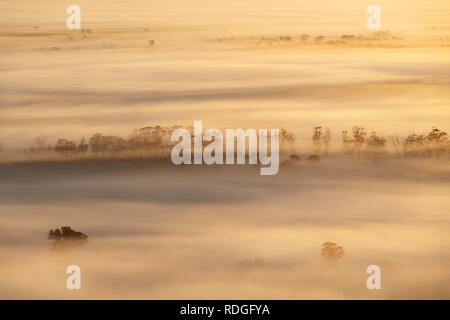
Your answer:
[366,130,386,156]
[312,126,322,155]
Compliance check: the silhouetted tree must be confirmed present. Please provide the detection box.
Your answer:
[352,126,366,155]
[89,133,127,152]
[365,130,386,156]
[78,137,88,153]
[403,132,426,157]
[280,129,296,153]
[425,127,448,156]
[312,126,322,154]
[48,226,88,251]
[342,126,366,155]
[54,139,77,153]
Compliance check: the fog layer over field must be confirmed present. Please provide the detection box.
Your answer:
[0,158,449,299]
[1,1,449,148]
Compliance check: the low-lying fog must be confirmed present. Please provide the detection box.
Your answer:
[0,158,449,299]
[0,0,449,299]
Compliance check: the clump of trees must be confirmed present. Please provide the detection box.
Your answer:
[311,126,331,156]
[307,125,449,158]
[340,126,386,156]
[27,125,448,160]
[403,127,449,158]
[54,139,77,153]
[365,131,386,156]
[48,226,88,240]
[321,242,344,262]
[280,129,296,153]
[89,134,127,153]
[342,126,367,155]
[48,226,88,251]
[34,125,184,157]
[219,31,409,49]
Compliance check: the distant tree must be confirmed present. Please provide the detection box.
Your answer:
[342,126,366,155]
[54,139,77,153]
[128,126,166,149]
[312,126,322,155]
[365,130,386,155]
[280,129,296,143]
[403,132,426,157]
[78,137,88,153]
[425,127,448,156]
[321,242,344,262]
[280,129,296,153]
[89,133,127,152]
[341,34,356,41]
[314,36,324,44]
[299,34,309,43]
[48,226,88,251]
[352,126,366,155]
[127,125,181,156]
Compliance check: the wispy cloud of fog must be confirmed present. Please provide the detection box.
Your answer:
[0,158,449,299]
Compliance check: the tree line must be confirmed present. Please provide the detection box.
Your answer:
[26,125,449,159]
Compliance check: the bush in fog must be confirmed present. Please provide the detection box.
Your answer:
[312,126,322,155]
[425,127,448,156]
[403,133,426,157]
[127,125,176,152]
[403,127,448,157]
[48,226,88,240]
[365,130,386,156]
[342,126,366,155]
[48,226,88,251]
[89,133,127,152]
[299,34,309,43]
[279,129,296,153]
[78,137,88,153]
[311,126,331,156]
[314,36,324,44]
[54,138,77,153]
[321,242,344,262]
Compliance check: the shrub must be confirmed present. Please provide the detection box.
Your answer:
[321,242,344,262]
[54,139,77,153]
